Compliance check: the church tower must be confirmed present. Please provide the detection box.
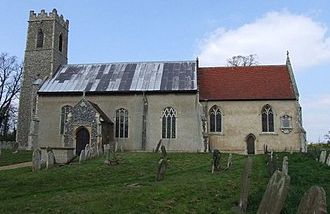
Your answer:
[17,9,69,148]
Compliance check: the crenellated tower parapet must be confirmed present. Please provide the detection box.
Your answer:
[29,9,69,29]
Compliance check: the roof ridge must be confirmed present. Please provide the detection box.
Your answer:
[64,59,196,66]
[199,64,286,69]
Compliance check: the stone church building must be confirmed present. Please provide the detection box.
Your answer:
[17,9,306,163]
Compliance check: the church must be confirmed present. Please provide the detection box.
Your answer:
[17,9,306,163]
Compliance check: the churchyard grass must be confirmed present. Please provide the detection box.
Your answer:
[0,149,32,166]
[0,152,329,213]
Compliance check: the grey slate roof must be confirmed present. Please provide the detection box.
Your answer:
[39,61,197,93]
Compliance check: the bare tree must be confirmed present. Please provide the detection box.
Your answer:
[227,54,258,67]
[324,131,330,144]
[0,53,22,137]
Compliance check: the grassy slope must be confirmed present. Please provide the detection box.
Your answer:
[0,150,32,166]
[0,152,329,213]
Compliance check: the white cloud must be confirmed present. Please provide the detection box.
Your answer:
[198,11,330,70]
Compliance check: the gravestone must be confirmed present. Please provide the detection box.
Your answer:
[282,156,288,175]
[46,149,55,169]
[156,145,168,181]
[236,156,253,213]
[267,153,277,177]
[212,149,221,173]
[32,149,42,172]
[296,185,327,214]
[155,139,162,153]
[85,144,90,160]
[326,154,330,167]
[319,150,327,164]
[257,170,290,214]
[226,153,232,169]
[263,144,268,154]
[79,149,85,163]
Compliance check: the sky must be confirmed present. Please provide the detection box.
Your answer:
[1,0,329,143]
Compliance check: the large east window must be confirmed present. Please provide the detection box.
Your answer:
[162,107,176,138]
[115,108,128,138]
[209,105,222,133]
[262,105,274,132]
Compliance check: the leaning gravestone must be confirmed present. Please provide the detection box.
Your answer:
[212,149,221,173]
[296,185,327,214]
[257,170,290,214]
[156,145,168,181]
[232,156,253,213]
[319,150,327,164]
[155,139,162,153]
[46,149,55,169]
[79,149,85,163]
[32,149,42,172]
[282,156,288,175]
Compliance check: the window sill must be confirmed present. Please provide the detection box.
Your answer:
[260,132,278,136]
[209,132,224,136]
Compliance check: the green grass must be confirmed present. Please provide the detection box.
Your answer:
[0,152,329,213]
[0,149,32,166]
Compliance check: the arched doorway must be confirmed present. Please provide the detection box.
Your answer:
[246,134,256,154]
[76,126,90,155]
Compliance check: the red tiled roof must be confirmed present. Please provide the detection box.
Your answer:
[198,65,296,101]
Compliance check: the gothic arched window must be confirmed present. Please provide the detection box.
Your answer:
[209,105,222,133]
[262,105,274,132]
[59,34,63,52]
[115,108,128,138]
[36,29,44,48]
[162,107,176,138]
[60,105,72,134]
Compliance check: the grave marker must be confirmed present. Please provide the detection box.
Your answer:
[257,170,290,214]
[297,185,327,214]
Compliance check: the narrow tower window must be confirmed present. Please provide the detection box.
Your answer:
[59,34,63,52]
[262,104,274,132]
[162,107,176,138]
[36,29,44,48]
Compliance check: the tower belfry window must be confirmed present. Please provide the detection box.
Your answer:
[36,29,44,48]
[59,34,63,52]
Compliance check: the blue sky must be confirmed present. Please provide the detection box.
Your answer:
[1,0,329,143]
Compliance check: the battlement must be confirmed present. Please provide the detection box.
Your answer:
[29,9,69,29]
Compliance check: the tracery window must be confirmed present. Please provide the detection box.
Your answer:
[115,108,128,138]
[60,105,72,134]
[36,29,44,48]
[209,105,222,133]
[162,107,176,138]
[262,105,274,132]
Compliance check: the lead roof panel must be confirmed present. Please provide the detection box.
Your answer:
[39,61,197,93]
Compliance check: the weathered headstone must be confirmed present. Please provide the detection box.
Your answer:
[85,144,90,160]
[212,149,221,173]
[32,149,42,172]
[267,153,277,177]
[79,149,85,163]
[257,170,290,214]
[156,145,167,181]
[282,156,288,175]
[296,185,327,214]
[326,154,330,167]
[46,149,55,169]
[319,150,327,164]
[226,153,232,170]
[232,156,253,213]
